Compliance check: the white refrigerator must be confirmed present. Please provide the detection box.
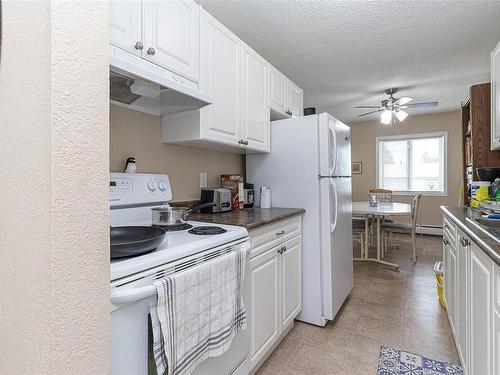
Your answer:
[246,113,353,326]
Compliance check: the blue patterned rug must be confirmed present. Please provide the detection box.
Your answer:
[378,346,464,375]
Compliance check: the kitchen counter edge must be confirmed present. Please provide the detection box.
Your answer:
[189,207,305,230]
[441,206,500,266]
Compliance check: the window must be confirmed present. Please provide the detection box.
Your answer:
[376,132,447,196]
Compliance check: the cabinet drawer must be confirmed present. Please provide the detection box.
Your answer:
[250,216,302,259]
[443,215,457,247]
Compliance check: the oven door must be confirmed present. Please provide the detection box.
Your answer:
[111,243,250,375]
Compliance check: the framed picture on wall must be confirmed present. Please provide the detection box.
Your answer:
[352,161,362,174]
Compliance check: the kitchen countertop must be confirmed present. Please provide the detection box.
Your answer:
[441,206,500,266]
[189,207,305,230]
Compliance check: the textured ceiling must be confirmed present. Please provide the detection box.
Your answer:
[196,0,500,123]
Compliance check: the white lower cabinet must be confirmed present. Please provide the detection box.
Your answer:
[469,241,493,375]
[249,245,280,366]
[443,213,497,375]
[248,216,302,372]
[456,229,469,370]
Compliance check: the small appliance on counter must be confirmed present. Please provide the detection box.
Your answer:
[243,183,255,208]
[200,188,232,213]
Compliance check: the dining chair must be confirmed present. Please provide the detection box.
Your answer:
[352,218,367,258]
[367,188,394,246]
[380,193,422,263]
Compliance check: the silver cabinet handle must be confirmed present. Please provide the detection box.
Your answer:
[244,140,249,145]
[443,238,449,245]
[135,41,143,50]
[282,245,287,253]
[277,246,287,254]
[460,237,470,247]
[238,139,243,145]
[276,230,285,236]
[147,47,156,55]
[444,224,450,229]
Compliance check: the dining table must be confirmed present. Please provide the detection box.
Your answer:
[352,201,412,269]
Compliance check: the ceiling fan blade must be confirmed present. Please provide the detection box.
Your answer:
[393,96,414,106]
[355,105,380,109]
[357,109,383,117]
[403,101,438,108]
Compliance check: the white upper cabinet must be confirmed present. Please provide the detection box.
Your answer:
[289,80,304,117]
[269,65,288,117]
[492,40,500,150]
[268,64,304,120]
[199,8,241,145]
[241,43,270,152]
[143,0,200,82]
[109,0,142,56]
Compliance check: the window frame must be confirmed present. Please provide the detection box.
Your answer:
[376,131,448,197]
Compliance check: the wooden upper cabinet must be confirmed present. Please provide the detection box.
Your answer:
[492,41,500,150]
[143,0,200,82]
[109,0,142,55]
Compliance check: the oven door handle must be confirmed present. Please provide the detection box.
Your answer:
[110,284,156,305]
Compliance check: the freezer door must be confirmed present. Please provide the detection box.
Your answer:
[332,120,351,177]
[320,176,353,321]
[318,114,351,177]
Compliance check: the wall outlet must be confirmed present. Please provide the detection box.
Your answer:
[200,172,208,188]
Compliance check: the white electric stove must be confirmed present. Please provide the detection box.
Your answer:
[109,173,250,375]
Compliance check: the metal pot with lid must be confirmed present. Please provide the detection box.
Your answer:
[151,202,215,226]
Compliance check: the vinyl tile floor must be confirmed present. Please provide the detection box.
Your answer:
[255,234,460,375]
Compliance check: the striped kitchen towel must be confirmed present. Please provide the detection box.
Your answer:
[149,247,248,375]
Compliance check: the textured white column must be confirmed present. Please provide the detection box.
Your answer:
[0,1,110,374]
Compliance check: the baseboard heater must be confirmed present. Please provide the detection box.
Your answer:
[416,225,443,236]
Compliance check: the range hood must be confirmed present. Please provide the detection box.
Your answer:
[109,46,212,116]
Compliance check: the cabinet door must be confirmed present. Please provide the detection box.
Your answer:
[143,0,200,82]
[281,237,302,329]
[109,0,142,55]
[444,236,457,335]
[469,242,493,375]
[199,9,241,145]
[492,41,500,150]
[494,308,500,375]
[269,65,289,119]
[456,231,470,370]
[250,247,280,366]
[288,80,303,117]
[241,43,270,152]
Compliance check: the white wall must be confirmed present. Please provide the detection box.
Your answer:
[0,1,110,373]
[350,110,463,227]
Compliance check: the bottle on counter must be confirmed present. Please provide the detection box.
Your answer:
[260,187,271,208]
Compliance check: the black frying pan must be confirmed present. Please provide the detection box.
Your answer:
[110,226,166,259]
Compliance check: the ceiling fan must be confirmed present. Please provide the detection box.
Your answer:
[355,88,438,125]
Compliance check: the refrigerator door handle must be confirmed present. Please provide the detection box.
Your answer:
[328,120,337,176]
[330,178,338,232]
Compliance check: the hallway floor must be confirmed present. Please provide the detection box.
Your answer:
[256,234,460,375]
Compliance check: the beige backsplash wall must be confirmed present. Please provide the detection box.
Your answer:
[110,105,245,201]
[349,110,463,227]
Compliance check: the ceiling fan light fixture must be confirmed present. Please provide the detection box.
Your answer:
[395,109,408,122]
[380,109,392,125]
